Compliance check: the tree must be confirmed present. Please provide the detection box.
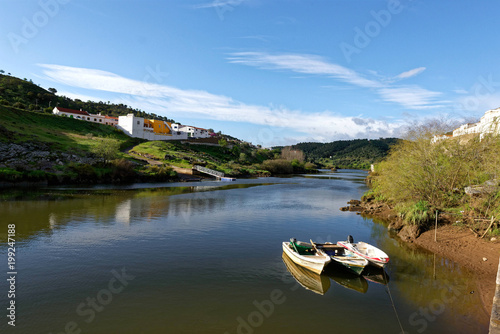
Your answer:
[48,88,57,94]
[0,70,4,74]
[91,138,120,162]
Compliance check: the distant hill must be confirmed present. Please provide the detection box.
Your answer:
[0,74,174,122]
[291,138,400,169]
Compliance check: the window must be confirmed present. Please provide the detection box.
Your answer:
[94,118,97,121]
[87,117,90,120]
[137,121,140,125]
[99,119,102,122]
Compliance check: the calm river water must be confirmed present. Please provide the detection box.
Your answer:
[0,170,489,333]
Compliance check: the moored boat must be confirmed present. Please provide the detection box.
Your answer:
[310,240,368,275]
[282,239,331,275]
[337,235,389,268]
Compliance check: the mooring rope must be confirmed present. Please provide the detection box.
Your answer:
[383,270,405,334]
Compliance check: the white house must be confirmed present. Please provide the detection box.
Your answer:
[117,114,188,141]
[53,107,90,120]
[53,107,118,126]
[179,125,211,139]
[433,107,500,142]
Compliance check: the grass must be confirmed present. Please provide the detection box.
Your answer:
[0,106,137,153]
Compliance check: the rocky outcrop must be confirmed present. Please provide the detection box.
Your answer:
[0,141,94,172]
[340,198,419,241]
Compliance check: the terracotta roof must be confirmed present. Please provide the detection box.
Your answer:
[56,107,89,116]
[104,116,118,120]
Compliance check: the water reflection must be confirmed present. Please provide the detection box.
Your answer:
[0,171,490,333]
[282,252,331,295]
[282,252,389,295]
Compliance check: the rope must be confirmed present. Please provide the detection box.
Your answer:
[383,270,405,334]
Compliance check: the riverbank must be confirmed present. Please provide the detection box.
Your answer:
[342,199,500,316]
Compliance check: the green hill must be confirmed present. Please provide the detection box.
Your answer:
[291,138,400,169]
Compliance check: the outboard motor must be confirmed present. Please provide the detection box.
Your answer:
[290,238,297,244]
[347,235,354,243]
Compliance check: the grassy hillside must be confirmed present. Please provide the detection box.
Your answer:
[291,138,399,169]
[0,105,138,152]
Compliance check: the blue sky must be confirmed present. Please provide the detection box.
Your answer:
[2,0,500,146]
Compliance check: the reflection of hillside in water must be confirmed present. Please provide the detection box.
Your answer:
[0,183,268,243]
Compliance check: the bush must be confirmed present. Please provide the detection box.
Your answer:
[396,201,434,226]
[262,159,293,174]
[110,159,135,182]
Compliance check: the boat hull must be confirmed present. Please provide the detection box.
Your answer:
[337,241,389,268]
[282,242,331,275]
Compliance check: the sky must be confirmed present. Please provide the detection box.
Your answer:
[2,0,500,146]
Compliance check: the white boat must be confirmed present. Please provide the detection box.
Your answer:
[337,236,389,268]
[311,240,368,275]
[282,239,331,275]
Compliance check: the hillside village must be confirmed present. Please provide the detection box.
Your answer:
[52,106,213,141]
[432,107,500,142]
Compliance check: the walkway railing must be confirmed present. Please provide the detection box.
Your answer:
[193,165,224,178]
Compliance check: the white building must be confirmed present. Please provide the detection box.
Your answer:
[453,108,500,138]
[53,107,118,126]
[53,106,90,120]
[179,125,211,139]
[117,114,188,141]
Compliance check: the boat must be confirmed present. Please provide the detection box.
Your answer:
[310,240,368,275]
[337,235,389,268]
[282,252,331,295]
[282,239,331,275]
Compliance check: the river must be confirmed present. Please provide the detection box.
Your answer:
[0,170,488,333]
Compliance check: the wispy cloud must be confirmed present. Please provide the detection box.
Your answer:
[39,64,401,144]
[228,52,380,88]
[227,52,444,110]
[394,67,426,80]
[378,86,444,109]
[193,0,245,9]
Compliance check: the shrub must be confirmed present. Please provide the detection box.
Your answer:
[262,159,293,174]
[396,200,434,226]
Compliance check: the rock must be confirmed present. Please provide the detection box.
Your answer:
[348,205,363,212]
[348,199,361,205]
[491,237,497,242]
[340,206,349,211]
[388,219,405,233]
[483,257,488,262]
[398,225,421,241]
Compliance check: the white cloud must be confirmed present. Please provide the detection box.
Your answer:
[228,52,444,110]
[228,52,380,88]
[39,64,401,144]
[377,86,444,110]
[394,67,426,80]
[193,0,245,9]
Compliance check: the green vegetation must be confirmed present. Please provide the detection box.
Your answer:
[289,138,399,169]
[367,120,500,230]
